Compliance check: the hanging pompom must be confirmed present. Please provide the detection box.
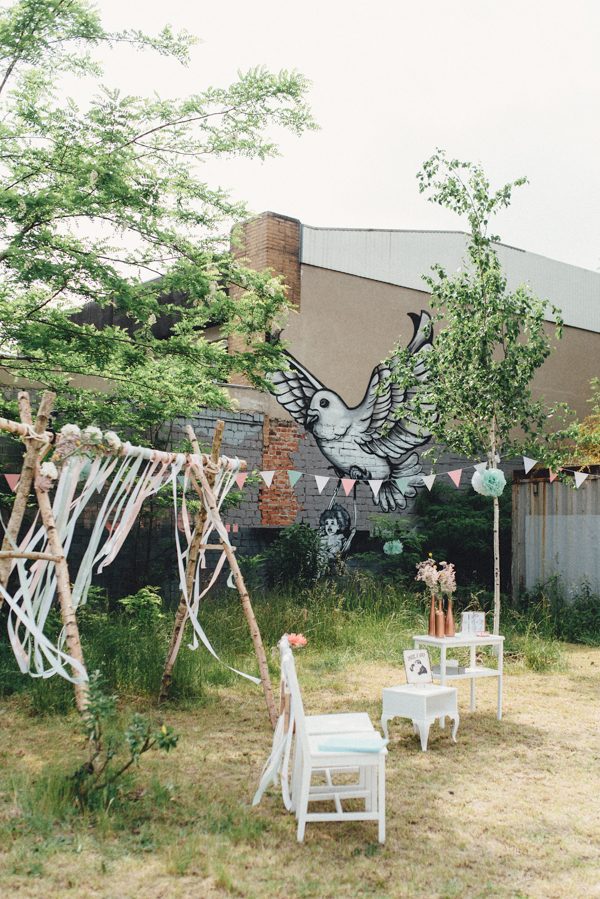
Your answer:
[472,468,506,497]
[383,539,403,556]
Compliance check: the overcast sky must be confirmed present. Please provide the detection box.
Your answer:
[94,0,600,271]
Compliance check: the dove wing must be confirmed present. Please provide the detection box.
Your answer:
[356,311,435,457]
[269,353,324,426]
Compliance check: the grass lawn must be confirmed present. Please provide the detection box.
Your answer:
[0,642,599,898]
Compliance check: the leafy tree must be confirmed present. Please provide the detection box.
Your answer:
[0,0,315,437]
[546,378,600,468]
[386,150,563,633]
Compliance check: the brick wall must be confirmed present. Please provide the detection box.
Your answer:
[259,417,302,525]
[228,212,301,384]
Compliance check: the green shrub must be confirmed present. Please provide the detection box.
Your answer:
[262,522,326,588]
[518,578,600,646]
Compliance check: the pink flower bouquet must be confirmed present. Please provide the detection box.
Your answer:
[287,633,308,648]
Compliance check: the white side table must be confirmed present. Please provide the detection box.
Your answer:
[413,634,504,720]
[381,684,459,751]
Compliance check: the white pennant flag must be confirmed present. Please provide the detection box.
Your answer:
[574,471,589,488]
[314,475,330,494]
[368,479,383,499]
[523,456,537,475]
[421,474,436,491]
[474,462,488,474]
[259,470,275,488]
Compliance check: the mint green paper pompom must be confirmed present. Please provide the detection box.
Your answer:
[481,468,506,497]
[383,540,403,556]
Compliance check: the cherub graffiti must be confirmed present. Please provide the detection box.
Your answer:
[318,503,355,570]
[270,311,434,513]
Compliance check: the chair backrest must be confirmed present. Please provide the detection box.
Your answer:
[278,638,310,757]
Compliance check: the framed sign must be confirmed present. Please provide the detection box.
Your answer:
[403,649,433,685]
[461,611,487,635]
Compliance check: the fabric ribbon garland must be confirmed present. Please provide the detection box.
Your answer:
[171,455,260,685]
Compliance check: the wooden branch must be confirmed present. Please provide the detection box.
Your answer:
[158,419,225,703]
[0,391,55,606]
[0,550,63,562]
[188,464,277,729]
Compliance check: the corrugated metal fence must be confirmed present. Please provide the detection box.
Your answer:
[512,469,600,597]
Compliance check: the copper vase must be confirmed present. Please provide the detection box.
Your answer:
[445,597,456,637]
[428,594,436,636]
[435,600,445,638]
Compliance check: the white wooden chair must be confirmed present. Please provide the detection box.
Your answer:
[254,636,387,843]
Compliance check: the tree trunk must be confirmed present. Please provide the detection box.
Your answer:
[489,416,501,635]
[158,419,224,703]
[493,494,501,635]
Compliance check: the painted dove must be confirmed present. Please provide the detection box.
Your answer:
[270,311,434,512]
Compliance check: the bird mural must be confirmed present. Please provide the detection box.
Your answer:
[269,311,435,512]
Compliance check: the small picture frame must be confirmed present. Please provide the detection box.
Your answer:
[403,649,433,685]
[461,611,487,635]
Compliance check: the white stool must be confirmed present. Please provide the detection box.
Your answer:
[381,684,459,751]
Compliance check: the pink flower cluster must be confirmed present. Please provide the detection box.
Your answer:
[415,558,457,595]
[437,561,457,595]
[415,558,439,592]
[287,633,307,648]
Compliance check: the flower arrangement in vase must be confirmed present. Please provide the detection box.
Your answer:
[416,558,457,637]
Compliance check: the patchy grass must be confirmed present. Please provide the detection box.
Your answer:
[0,643,599,898]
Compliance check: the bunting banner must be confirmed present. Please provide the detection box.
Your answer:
[421,474,436,491]
[368,479,383,499]
[447,469,463,488]
[341,478,356,496]
[574,471,589,488]
[259,470,275,488]
[234,472,248,490]
[523,456,538,475]
[474,462,488,474]
[549,470,558,483]
[314,475,330,494]
[288,470,303,488]
[4,474,20,492]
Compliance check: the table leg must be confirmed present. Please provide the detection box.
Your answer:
[440,645,446,728]
[381,716,390,740]
[497,641,503,721]
[451,714,460,743]
[470,644,476,711]
[415,720,430,752]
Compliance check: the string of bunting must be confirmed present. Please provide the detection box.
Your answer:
[3,456,596,500]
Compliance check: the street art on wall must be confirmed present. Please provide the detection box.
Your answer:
[318,503,356,571]
[270,311,434,514]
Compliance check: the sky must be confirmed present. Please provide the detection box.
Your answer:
[91,0,600,271]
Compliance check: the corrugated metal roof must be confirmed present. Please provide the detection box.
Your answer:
[301,226,600,333]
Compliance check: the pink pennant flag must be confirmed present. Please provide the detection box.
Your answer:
[234,473,248,490]
[225,523,231,532]
[549,469,559,483]
[232,523,239,533]
[447,469,462,488]
[523,456,537,475]
[259,470,275,488]
[421,474,436,491]
[4,474,20,492]
[341,478,356,496]
[314,475,330,494]
[574,471,589,489]
[368,479,383,499]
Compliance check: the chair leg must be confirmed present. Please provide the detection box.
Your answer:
[296,762,311,843]
[378,756,386,844]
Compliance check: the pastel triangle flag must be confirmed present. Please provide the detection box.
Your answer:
[574,471,589,488]
[341,477,356,496]
[4,474,20,491]
[447,469,462,488]
[368,479,383,498]
[315,475,330,494]
[523,456,537,475]
[421,474,436,491]
[288,470,303,488]
[474,462,488,474]
[549,469,559,483]
[259,470,275,488]
[234,472,248,490]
